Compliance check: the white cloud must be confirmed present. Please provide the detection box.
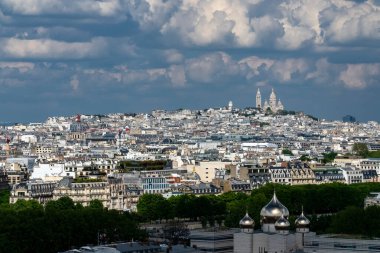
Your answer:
[1,0,124,17]
[250,15,284,47]
[0,62,34,73]
[167,65,186,87]
[164,49,184,64]
[321,1,380,44]
[339,64,380,89]
[161,0,256,46]
[70,75,80,92]
[239,56,274,77]
[270,58,310,82]
[128,0,380,50]
[185,52,240,83]
[0,37,107,59]
[126,0,177,30]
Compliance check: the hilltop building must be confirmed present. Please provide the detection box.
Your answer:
[256,89,262,109]
[256,88,284,113]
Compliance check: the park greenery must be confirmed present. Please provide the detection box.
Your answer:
[0,195,144,253]
[2,182,380,252]
[368,150,380,158]
[136,183,380,237]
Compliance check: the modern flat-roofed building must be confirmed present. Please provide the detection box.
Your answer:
[190,228,237,253]
[141,175,170,194]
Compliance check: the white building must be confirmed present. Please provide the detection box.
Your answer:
[234,192,308,253]
[359,158,380,174]
[186,161,231,183]
[20,134,38,143]
[30,163,66,181]
[233,192,380,253]
[241,143,278,152]
[256,89,262,109]
[257,88,284,113]
[340,167,363,184]
[269,167,292,185]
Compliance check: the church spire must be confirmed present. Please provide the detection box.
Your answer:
[256,88,262,109]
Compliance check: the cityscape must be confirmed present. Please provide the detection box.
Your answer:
[1,91,380,252]
[1,0,380,253]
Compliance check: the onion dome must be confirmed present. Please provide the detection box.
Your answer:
[260,192,289,224]
[295,210,310,229]
[274,215,290,231]
[239,212,255,229]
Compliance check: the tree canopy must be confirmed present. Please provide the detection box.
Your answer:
[137,194,173,221]
[322,152,337,163]
[0,195,144,253]
[353,143,369,157]
[282,149,293,156]
[135,183,380,231]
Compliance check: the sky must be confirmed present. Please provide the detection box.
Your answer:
[0,0,380,122]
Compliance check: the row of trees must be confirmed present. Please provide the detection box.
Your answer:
[328,205,380,237]
[136,183,380,230]
[0,195,145,253]
[1,182,379,252]
[137,193,226,222]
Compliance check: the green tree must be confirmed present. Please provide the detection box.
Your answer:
[0,190,10,208]
[322,152,337,163]
[45,196,76,212]
[169,194,196,220]
[12,199,43,212]
[352,143,369,157]
[329,206,365,235]
[224,199,246,227]
[0,198,145,253]
[282,149,293,156]
[137,194,172,221]
[88,199,104,209]
[300,155,311,161]
[193,196,212,219]
[363,205,380,237]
